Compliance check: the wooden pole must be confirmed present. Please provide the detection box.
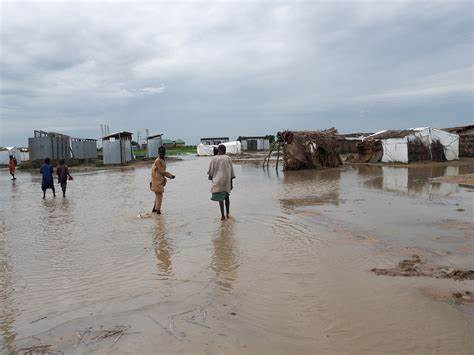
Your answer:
[275,144,281,171]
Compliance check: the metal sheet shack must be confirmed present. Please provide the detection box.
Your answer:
[102,131,133,165]
[28,131,71,161]
[71,138,97,159]
[200,137,229,145]
[238,136,272,151]
[146,134,163,158]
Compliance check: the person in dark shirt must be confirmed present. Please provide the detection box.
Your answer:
[40,158,55,198]
[56,159,72,197]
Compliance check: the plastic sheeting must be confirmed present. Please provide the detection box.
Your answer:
[197,141,242,156]
[366,127,459,163]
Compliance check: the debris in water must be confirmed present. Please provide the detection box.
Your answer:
[16,344,56,354]
[30,316,47,324]
[371,255,474,280]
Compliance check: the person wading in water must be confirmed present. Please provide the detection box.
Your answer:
[9,155,17,180]
[150,146,175,214]
[40,158,55,198]
[56,159,72,197]
[208,144,235,220]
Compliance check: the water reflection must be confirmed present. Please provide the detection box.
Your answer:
[153,217,173,279]
[361,166,459,197]
[280,168,341,208]
[211,219,239,291]
[0,231,16,354]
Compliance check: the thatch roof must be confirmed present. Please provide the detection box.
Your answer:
[442,125,474,135]
[277,129,342,170]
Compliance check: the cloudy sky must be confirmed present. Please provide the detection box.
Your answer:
[0,0,472,146]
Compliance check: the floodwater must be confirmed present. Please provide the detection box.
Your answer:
[0,158,473,354]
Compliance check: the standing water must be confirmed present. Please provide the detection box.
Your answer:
[0,157,473,353]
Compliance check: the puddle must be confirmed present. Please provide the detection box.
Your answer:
[0,158,473,353]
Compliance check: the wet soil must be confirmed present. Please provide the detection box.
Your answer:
[1,158,473,353]
[372,254,474,280]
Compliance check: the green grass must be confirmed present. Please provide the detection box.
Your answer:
[133,146,197,158]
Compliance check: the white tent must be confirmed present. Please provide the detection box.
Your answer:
[0,147,21,165]
[197,141,242,156]
[365,127,459,163]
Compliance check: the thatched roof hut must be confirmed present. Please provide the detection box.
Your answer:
[277,129,342,171]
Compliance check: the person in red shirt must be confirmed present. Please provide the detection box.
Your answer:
[9,155,16,180]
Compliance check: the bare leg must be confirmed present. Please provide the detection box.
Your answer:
[219,201,225,220]
[225,197,230,218]
[155,192,163,214]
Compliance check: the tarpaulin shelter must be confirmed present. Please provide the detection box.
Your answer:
[442,125,474,157]
[197,141,242,156]
[363,127,459,163]
[0,147,21,165]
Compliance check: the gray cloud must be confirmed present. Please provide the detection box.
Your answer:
[1,0,472,146]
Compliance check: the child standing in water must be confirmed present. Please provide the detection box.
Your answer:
[208,144,235,220]
[40,158,55,198]
[150,146,175,214]
[56,159,72,197]
[9,155,16,180]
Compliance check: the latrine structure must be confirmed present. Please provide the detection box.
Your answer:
[102,131,133,165]
[146,134,163,158]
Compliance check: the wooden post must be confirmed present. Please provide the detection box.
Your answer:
[275,144,281,171]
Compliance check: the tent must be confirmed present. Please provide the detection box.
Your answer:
[197,141,242,156]
[364,127,459,163]
[0,147,21,165]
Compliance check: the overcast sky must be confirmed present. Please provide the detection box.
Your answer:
[1,0,472,146]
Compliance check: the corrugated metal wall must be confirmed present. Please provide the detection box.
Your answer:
[147,137,163,158]
[103,139,133,164]
[71,140,97,159]
[28,136,70,161]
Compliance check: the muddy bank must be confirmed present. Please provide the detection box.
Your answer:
[372,255,474,280]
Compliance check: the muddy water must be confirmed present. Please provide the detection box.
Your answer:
[0,158,473,353]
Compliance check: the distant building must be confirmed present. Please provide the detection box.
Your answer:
[0,147,22,165]
[200,137,229,145]
[102,131,133,165]
[175,139,185,147]
[28,130,71,161]
[162,138,186,148]
[19,147,29,162]
[146,133,163,158]
[238,136,272,151]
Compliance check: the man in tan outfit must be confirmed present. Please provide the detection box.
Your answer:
[150,146,175,214]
